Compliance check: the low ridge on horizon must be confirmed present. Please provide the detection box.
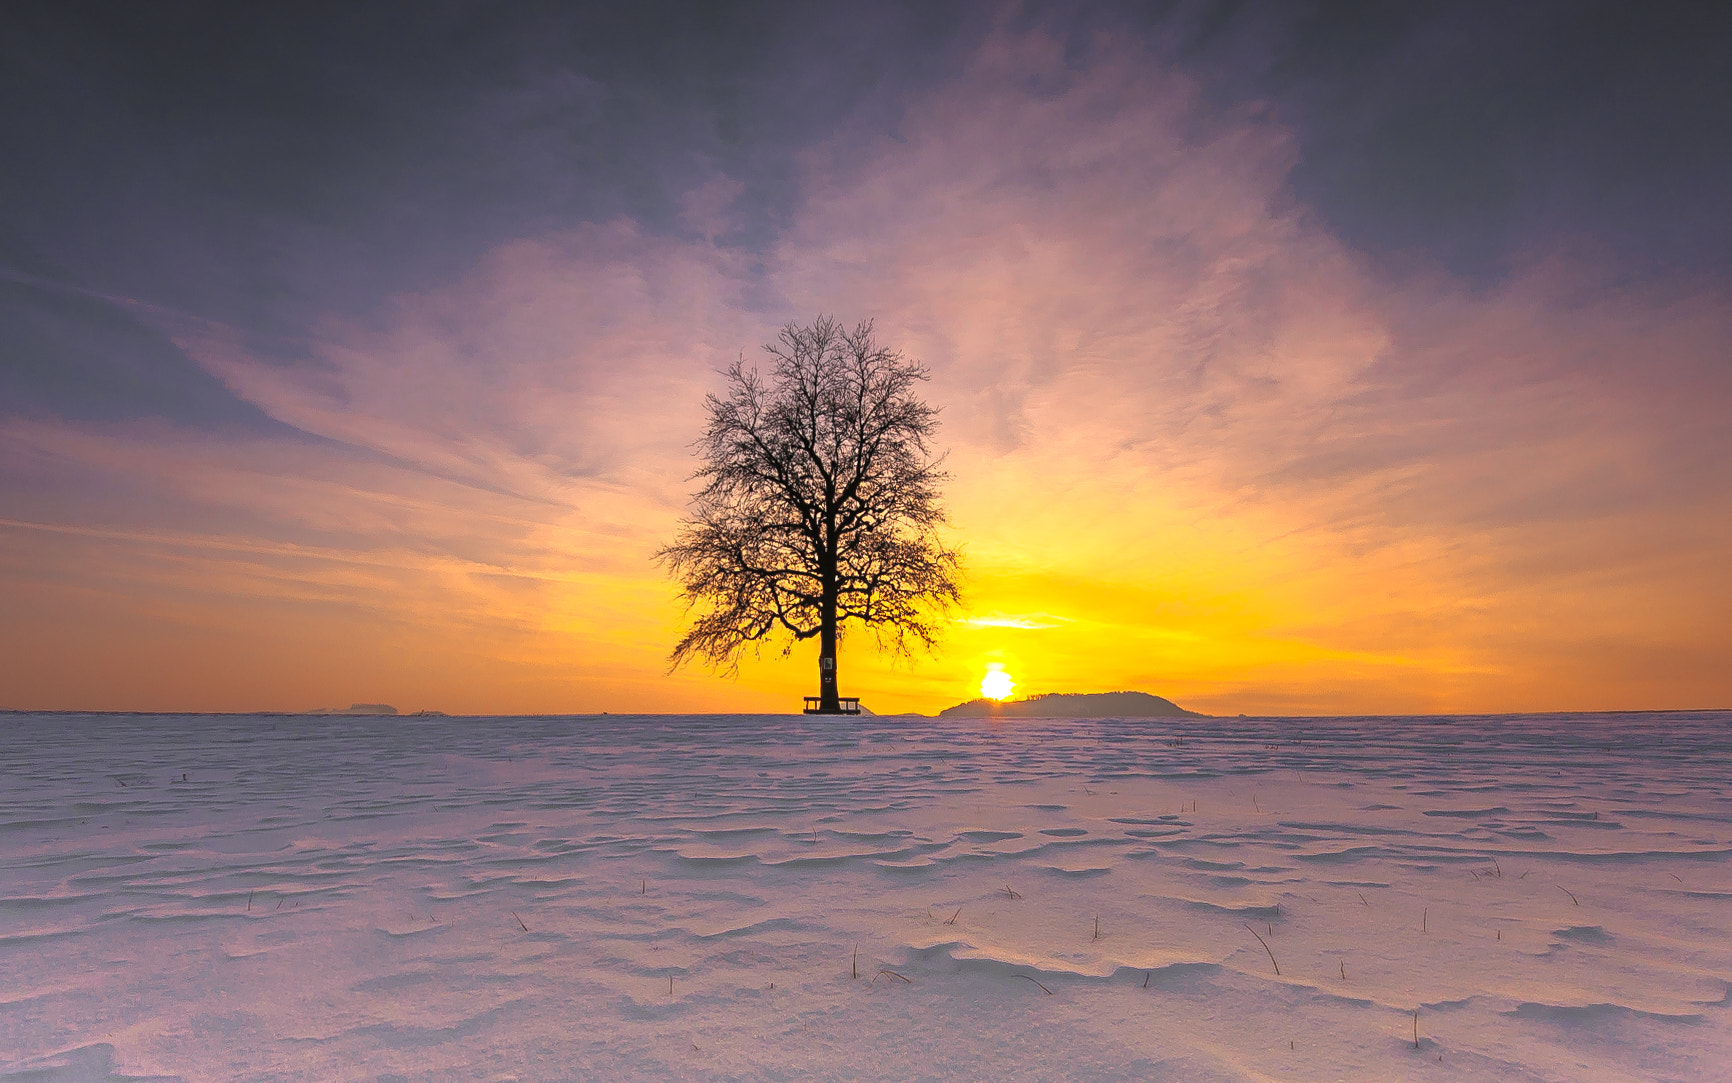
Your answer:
[937,690,1202,719]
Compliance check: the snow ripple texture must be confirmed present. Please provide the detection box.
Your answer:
[2,711,1730,1082]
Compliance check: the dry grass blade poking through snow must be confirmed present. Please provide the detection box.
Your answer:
[1244,924,1281,976]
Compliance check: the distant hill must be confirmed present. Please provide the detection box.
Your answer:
[937,691,1202,719]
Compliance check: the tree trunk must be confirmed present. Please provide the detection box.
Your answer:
[818,582,840,712]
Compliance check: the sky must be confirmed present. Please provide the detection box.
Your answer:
[2,1,1729,716]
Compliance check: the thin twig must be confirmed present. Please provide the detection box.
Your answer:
[871,968,911,985]
[1243,924,1281,976]
[852,944,858,979]
[944,907,960,926]
[512,911,528,932]
[1558,885,1579,906]
[1018,974,1053,995]
[1003,885,1022,900]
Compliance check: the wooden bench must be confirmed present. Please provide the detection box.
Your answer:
[803,697,861,715]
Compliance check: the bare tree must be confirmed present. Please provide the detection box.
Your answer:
[659,316,961,713]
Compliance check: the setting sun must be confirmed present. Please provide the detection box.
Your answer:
[980,664,1015,701]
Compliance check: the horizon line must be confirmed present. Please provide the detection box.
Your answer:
[3,707,1728,719]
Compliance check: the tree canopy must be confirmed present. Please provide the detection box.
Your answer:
[659,316,960,710]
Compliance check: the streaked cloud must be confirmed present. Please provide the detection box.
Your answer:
[1,18,1727,714]
[955,612,1074,631]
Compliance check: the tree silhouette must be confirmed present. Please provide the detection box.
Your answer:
[659,316,961,713]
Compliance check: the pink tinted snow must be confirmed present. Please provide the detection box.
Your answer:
[2,711,1729,1082]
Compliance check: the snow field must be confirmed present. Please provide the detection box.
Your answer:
[2,711,1729,1081]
